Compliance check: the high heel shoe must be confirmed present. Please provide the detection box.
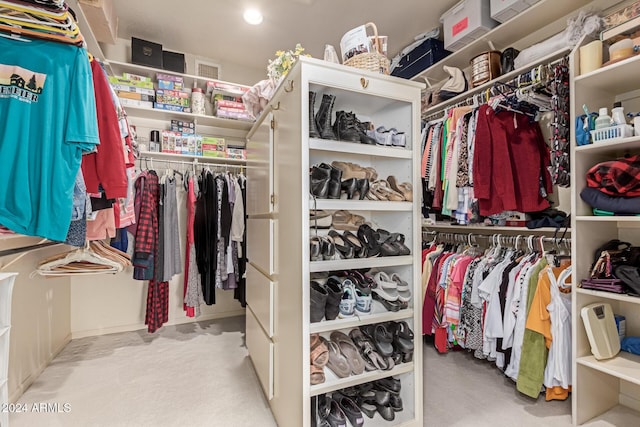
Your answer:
[357,179,369,200]
[341,178,359,200]
[342,230,367,258]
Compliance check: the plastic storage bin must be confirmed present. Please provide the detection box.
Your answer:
[490,0,541,23]
[590,124,634,143]
[391,38,452,79]
[441,0,499,51]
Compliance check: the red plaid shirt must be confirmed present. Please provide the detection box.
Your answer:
[586,155,640,197]
[134,171,159,258]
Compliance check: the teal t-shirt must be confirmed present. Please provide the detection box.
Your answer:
[0,37,99,241]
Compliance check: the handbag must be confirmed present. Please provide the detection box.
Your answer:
[500,48,520,74]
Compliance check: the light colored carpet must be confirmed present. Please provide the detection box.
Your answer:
[423,342,572,427]
[11,317,615,426]
[10,316,276,427]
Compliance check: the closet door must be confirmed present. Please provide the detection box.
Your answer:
[246,111,276,216]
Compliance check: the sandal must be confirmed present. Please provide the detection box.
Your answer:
[393,321,415,362]
[390,273,411,302]
[386,176,413,202]
[330,331,366,375]
[322,337,352,378]
[366,180,404,201]
[332,210,366,232]
[372,292,405,312]
[331,161,367,181]
[386,233,411,256]
[310,210,333,229]
[310,363,325,385]
[360,324,394,358]
[372,271,399,301]
[310,333,329,366]
[348,328,388,371]
[357,224,380,257]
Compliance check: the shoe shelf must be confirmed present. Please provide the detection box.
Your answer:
[309,138,412,160]
[309,309,414,335]
[312,199,413,212]
[309,256,414,273]
[577,353,640,386]
[310,362,414,397]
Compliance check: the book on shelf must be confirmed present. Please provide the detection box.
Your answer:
[116,91,155,102]
[111,83,156,96]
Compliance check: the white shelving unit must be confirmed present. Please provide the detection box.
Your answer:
[245,56,423,427]
[0,273,18,427]
[570,37,640,426]
[104,59,254,153]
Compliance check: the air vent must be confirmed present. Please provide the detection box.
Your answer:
[195,60,221,80]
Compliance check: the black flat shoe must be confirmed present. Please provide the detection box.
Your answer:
[376,403,395,421]
[328,230,355,259]
[390,394,403,412]
[335,396,364,427]
[326,399,348,427]
[375,377,401,394]
[343,231,367,258]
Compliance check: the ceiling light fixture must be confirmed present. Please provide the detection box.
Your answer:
[243,9,263,25]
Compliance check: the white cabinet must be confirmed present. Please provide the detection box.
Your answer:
[246,57,423,427]
[570,49,640,425]
[0,272,17,427]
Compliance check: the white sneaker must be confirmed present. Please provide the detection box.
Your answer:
[338,284,356,318]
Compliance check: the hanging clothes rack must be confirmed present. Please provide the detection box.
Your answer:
[422,52,569,122]
[137,156,245,173]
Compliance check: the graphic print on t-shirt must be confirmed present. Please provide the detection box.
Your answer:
[0,64,46,103]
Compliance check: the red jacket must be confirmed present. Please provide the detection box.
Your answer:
[82,60,128,199]
[473,105,552,216]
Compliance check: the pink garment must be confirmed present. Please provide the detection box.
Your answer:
[183,177,197,317]
[86,208,116,241]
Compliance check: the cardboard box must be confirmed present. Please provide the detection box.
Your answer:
[157,79,184,90]
[154,103,190,113]
[110,83,155,96]
[162,50,186,73]
[79,0,118,44]
[155,89,190,107]
[119,98,154,109]
[108,76,154,89]
[122,72,151,83]
[206,81,248,97]
[225,148,247,160]
[116,91,155,102]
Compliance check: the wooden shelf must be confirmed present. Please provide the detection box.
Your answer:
[309,362,414,396]
[579,405,640,426]
[309,139,412,159]
[412,0,589,83]
[312,200,413,212]
[138,151,246,165]
[577,353,640,386]
[310,255,414,273]
[575,136,640,154]
[309,308,413,334]
[576,288,640,305]
[106,59,251,96]
[574,53,640,94]
[122,105,254,131]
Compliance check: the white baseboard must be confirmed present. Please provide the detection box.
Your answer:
[9,332,72,403]
[71,309,246,339]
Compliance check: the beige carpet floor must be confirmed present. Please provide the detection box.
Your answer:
[9,316,624,426]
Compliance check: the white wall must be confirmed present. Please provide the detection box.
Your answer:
[1,239,72,401]
[100,37,265,86]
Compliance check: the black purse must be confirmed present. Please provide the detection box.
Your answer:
[500,48,520,74]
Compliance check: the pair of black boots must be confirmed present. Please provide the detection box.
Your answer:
[309,92,376,145]
[310,278,343,323]
[311,163,369,200]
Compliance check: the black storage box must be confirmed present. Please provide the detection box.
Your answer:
[162,50,186,73]
[391,38,451,79]
[131,37,163,68]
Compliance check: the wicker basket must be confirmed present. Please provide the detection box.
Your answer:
[343,22,390,75]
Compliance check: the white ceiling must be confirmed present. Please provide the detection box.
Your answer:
[113,0,457,74]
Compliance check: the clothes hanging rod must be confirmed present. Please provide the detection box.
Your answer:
[0,241,61,258]
[137,156,245,169]
[421,53,569,120]
[423,230,571,243]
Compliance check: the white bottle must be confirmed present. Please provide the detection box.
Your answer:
[611,102,626,125]
[595,107,611,130]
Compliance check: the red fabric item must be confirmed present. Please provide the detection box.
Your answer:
[473,105,552,216]
[146,280,169,333]
[586,154,640,197]
[183,177,196,317]
[422,252,452,335]
[133,172,159,258]
[82,60,128,199]
[434,326,449,353]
